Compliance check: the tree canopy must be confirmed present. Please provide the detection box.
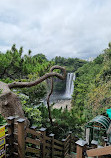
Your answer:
[72,43,111,125]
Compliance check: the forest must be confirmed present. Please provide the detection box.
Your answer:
[0,44,86,138]
[72,43,111,126]
[0,43,111,139]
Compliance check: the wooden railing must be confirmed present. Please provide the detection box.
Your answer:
[75,139,111,158]
[6,116,111,158]
[5,116,76,158]
[86,145,111,157]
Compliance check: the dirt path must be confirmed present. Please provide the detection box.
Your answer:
[53,99,71,111]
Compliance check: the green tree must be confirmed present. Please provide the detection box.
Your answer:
[72,43,111,125]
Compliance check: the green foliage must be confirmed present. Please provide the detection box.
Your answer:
[0,89,3,94]
[53,56,87,72]
[0,44,89,139]
[0,44,53,80]
[53,80,66,92]
[19,93,42,127]
[0,115,6,126]
[38,103,83,139]
[20,74,47,106]
[72,43,111,126]
[52,56,87,92]
[0,44,54,127]
[0,44,53,119]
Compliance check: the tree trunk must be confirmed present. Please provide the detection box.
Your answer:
[0,66,66,123]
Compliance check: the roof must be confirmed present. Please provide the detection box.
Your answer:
[86,115,110,130]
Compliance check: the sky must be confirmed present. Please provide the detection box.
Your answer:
[0,0,111,60]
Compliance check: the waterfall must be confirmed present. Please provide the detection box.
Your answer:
[64,73,75,98]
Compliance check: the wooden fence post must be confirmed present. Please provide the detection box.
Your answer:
[75,140,87,158]
[17,118,25,158]
[30,125,38,157]
[62,138,66,158]
[7,116,15,157]
[76,145,84,158]
[30,125,37,148]
[49,133,55,158]
[40,128,46,158]
[69,131,72,154]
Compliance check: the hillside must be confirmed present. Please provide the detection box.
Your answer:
[0,44,87,133]
[72,43,111,124]
[52,56,87,92]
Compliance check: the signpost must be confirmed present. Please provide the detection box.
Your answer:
[0,126,5,158]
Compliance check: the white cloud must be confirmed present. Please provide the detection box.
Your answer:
[0,0,111,59]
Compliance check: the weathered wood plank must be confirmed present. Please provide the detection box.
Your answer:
[17,119,25,158]
[54,150,62,156]
[13,152,18,156]
[14,123,18,131]
[45,149,51,154]
[13,132,18,139]
[87,145,111,157]
[64,139,70,147]
[49,133,54,158]
[25,156,37,158]
[46,142,51,148]
[40,128,46,158]
[54,139,63,146]
[77,145,83,158]
[54,144,63,151]
[45,135,51,141]
[64,143,69,153]
[65,135,70,143]
[26,137,40,146]
[26,147,40,154]
[26,128,41,137]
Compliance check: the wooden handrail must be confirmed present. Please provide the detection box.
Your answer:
[87,145,111,157]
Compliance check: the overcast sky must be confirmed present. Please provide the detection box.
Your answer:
[0,0,111,60]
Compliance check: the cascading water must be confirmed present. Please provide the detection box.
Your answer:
[64,73,75,99]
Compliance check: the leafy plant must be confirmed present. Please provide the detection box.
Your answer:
[0,115,6,126]
[0,89,3,94]
[19,93,42,127]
